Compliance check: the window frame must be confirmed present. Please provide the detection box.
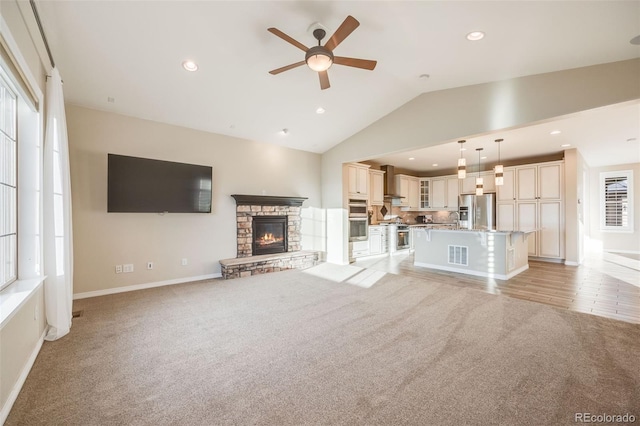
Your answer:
[0,70,18,291]
[599,170,634,233]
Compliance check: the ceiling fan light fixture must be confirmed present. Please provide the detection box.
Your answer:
[305,46,334,72]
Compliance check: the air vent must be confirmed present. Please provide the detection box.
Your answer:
[448,245,468,266]
[72,310,84,318]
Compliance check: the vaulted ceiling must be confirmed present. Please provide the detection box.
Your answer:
[36,1,639,168]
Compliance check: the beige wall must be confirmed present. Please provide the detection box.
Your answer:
[321,59,640,263]
[589,162,640,253]
[67,105,322,295]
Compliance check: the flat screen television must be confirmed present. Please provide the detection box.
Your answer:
[108,154,212,213]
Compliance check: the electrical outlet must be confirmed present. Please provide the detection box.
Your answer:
[181,258,188,266]
[123,264,134,273]
[115,265,123,274]
[147,262,153,270]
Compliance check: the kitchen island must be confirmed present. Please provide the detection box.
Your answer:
[413,228,532,280]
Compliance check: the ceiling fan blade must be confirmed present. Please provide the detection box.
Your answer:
[319,70,330,90]
[267,28,309,52]
[269,61,306,75]
[324,15,360,51]
[333,56,377,70]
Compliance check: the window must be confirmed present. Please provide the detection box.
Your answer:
[600,170,634,232]
[1,74,17,289]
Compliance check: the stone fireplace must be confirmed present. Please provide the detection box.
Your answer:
[219,195,318,279]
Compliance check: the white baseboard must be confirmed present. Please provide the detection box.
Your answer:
[0,329,46,424]
[73,273,221,300]
[564,261,580,266]
[605,249,640,255]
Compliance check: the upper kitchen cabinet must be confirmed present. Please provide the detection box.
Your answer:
[497,168,516,201]
[419,178,430,209]
[369,169,385,206]
[395,174,420,210]
[517,161,563,201]
[431,175,459,210]
[345,163,370,200]
[461,171,497,194]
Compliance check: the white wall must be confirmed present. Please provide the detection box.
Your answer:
[67,105,323,296]
[321,59,640,264]
[589,163,640,253]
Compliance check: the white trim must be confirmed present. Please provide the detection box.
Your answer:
[599,170,634,233]
[0,15,44,110]
[564,261,580,266]
[73,274,221,300]
[605,249,640,255]
[414,261,529,280]
[0,328,46,424]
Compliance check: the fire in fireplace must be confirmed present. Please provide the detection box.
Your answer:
[252,216,288,255]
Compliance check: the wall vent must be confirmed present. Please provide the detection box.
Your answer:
[448,245,468,266]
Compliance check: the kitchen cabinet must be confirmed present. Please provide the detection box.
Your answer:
[497,161,564,259]
[369,169,385,206]
[395,174,420,209]
[419,178,430,209]
[345,163,370,199]
[431,175,459,210]
[497,168,516,202]
[516,162,562,201]
[368,226,387,255]
[461,171,497,194]
[350,240,370,259]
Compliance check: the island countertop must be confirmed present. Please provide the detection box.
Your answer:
[412,228,531,280]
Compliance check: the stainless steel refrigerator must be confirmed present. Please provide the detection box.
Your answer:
[458,193,496,230]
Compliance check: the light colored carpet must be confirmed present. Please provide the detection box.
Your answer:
[7,266,640,425]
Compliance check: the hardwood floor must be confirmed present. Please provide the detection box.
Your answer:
[354,249,640,324]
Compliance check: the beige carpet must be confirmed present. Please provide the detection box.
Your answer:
[7,266,640,425]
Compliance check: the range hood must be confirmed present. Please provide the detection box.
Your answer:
[381,165,404,200]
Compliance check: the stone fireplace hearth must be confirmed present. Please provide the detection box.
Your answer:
[219,195,318,279]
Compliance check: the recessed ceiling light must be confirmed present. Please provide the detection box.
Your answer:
[630,35,640,45]
[107,97,115,103]
[627,137,637,142]
[550,130,561,135]
[316,107,325,114]
[561,144,571,147]
[466,31,485,41]
[419,74,430,79]
[182,60,198,72]
[409,157,415,161]
[280,128,289,135]
[432,163,438,167]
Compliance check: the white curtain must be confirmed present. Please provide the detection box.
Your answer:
[43,67,73,341]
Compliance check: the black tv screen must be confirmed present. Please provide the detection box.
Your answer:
[108,154,212,213]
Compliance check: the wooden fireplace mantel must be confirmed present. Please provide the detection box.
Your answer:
[231,194,307,207]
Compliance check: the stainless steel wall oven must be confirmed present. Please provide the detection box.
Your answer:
[348,199,368,241]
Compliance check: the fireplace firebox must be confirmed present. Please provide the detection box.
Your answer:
[252,216,288,255]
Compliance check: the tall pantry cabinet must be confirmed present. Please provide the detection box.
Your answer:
[497,161,564,260]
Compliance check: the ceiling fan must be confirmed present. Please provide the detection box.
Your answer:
[268,15,377,90]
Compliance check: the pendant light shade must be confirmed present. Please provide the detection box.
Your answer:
[457,140,467,179]
[476,148,484,196]
[494,138,504,186]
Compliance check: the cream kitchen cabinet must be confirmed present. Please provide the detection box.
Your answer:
[496,161,564,259]
[345,163,370,199]
[431,175,459,210]
[461,171,497,194]
[369,169,385,206]
[368,225,387,255]
[419,178,430,209]
[497,168,516,202]
[395,174,420,210]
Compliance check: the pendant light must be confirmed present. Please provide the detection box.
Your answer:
[494,138,504,186]
[457,140,467,179]
[475,148,484,196]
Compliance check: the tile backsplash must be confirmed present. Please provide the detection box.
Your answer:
[369,203,456,224]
